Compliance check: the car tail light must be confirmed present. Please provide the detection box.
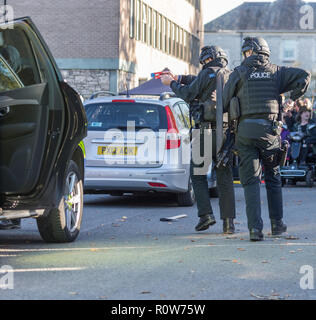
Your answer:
[148,182,167,188]
[165,106,181,149]
[112,99,135,103]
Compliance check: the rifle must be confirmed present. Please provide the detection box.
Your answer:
[216,97,240,168]
[216,125,236,168]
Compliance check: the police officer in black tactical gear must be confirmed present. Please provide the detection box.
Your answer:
[223,37,311,241]
[161,45,236,234]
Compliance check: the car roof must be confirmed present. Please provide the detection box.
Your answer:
[83,95,185,107]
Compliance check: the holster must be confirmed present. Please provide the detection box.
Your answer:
[278,140,289,167]
[264,140,289,169]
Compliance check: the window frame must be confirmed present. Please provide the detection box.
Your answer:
[141,3,147,43]
[281,39,297,62]
[153,10,157,48]
[129,0,135,39]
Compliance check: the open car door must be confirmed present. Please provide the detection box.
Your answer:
[0,18,65,195]
[0,18,87,243]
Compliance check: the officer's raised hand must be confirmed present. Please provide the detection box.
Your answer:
[161,74,175,86]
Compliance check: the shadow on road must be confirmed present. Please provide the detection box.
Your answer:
[84,193,181,208]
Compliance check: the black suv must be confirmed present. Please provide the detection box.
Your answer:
[0,17,87,242]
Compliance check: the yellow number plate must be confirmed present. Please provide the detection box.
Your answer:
[97,146,138,156]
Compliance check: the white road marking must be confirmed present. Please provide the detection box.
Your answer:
[0,254,19,257]
[0,246,151,253]
[0,242,315,254]
[0,267,87,273]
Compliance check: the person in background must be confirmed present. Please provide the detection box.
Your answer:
[292,107,316,164]
[283,99,296,131]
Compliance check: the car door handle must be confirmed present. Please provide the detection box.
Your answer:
[0,98,39,118]
[0,106,10,117]
[0,99,38,108]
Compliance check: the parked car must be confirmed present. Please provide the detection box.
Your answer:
[0,17,87,242]
[83,92,196,206]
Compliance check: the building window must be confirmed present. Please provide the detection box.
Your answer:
[187,33,192,62]
[135,0,141,40]
[129,0,135,39]
[142,3,147,43]
[162,17,166,52]
[179,28,183,59]
[175,26,179,57]
[158,14,162,50]
[167,20,171,54]
[129,1,200,63]
[171,23,175,56]
[148,7,152,46]
[153,11,157,48]
[183,31,187,61]
[282,40,297,61]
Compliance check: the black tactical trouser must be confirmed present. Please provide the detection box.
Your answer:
[236,119,283,231]
[190,125,236,219]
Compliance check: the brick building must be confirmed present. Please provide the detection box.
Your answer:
[9,0,203,98]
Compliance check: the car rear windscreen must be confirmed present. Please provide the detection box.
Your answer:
[85,102,167,131]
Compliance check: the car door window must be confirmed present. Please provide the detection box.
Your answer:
[0,55,23,91]
[173,103,187,129]
[0,28,42,87]
[0,25,64,110]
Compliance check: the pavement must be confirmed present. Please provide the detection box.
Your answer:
[0,185,315,300]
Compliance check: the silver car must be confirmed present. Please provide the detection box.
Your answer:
[83,93,195,206]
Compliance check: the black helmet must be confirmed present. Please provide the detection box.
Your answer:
[199,45,228,65]
[241,37,270,56]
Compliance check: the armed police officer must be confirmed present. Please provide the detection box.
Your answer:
[161,46,236,234]
[223,37,311,241]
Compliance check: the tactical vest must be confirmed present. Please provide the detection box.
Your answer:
[236,63,280,117]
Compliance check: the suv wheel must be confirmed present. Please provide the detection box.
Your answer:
[176,179,195,206]
[37,160,83,243]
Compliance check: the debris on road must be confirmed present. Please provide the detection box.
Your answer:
[285,235,300,240]
[140,291,151,294]
[160,214,188,222]
[250,291,286,300]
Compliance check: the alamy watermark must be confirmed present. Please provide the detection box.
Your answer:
[299,4,314,30]
[97,121,213,175]
[0,265,14,290]
[299,265,314,290]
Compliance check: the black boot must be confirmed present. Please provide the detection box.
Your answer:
[271,219,287,236]
[223,218,235,234]
[195,214,216,231]
[249,228,264,241]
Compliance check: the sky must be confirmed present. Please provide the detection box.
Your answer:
[202,0,316,23]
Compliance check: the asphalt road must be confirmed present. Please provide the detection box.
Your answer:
[0,185,316,300]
